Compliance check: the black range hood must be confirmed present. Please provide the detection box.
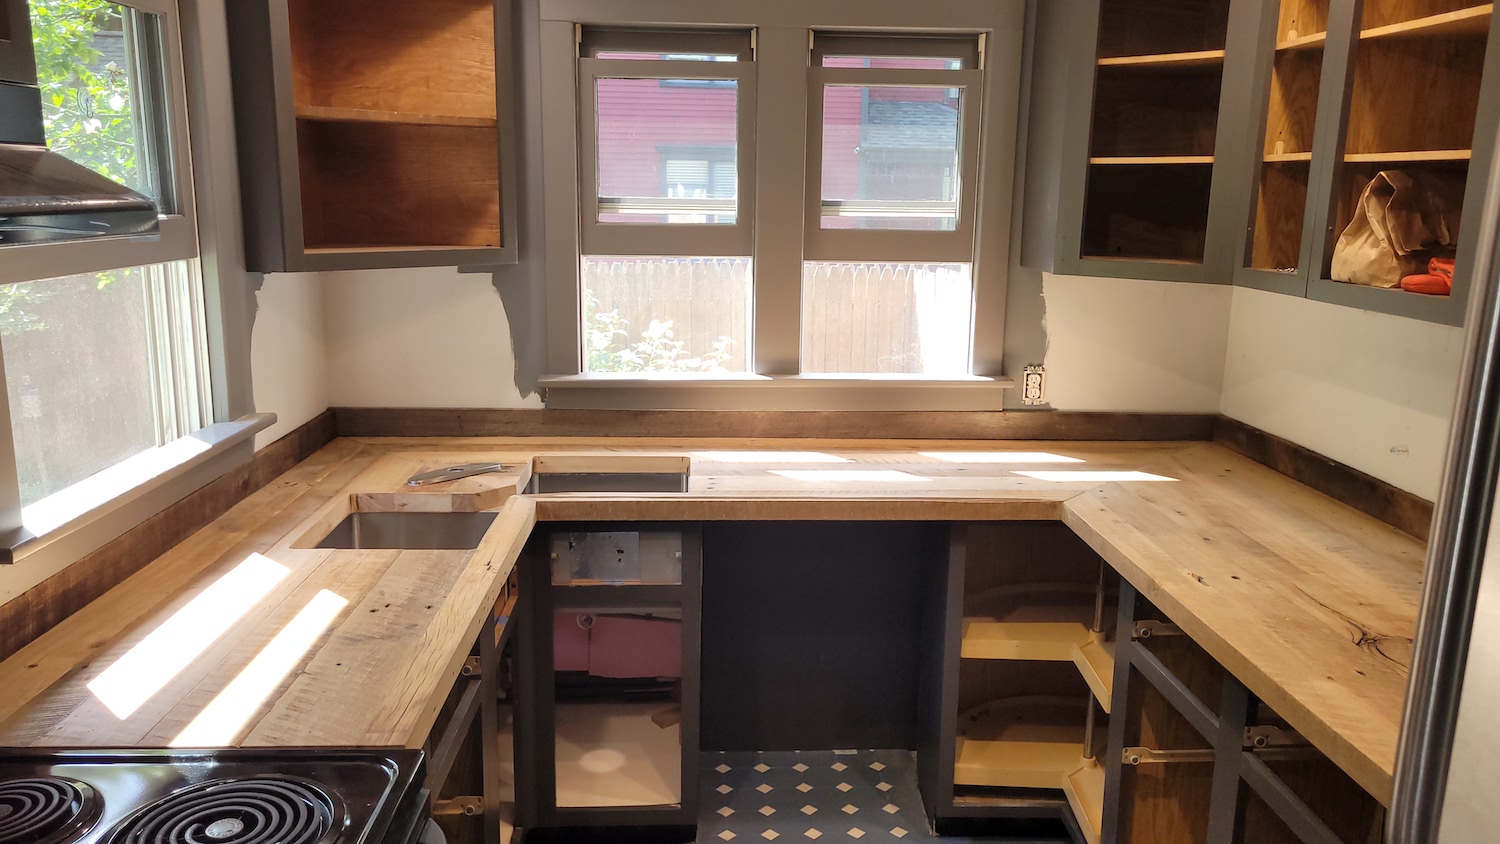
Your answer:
[0,75,160,246]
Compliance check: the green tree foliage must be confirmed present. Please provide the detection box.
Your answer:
[583,289,734,373]
[5,0,136,337]
[30,0,138,187]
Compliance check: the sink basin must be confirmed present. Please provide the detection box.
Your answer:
[524,472,689,494]
[314,511,498,550]
[524,454,689,494]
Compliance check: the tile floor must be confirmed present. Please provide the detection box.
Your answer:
[697,750,1068,844]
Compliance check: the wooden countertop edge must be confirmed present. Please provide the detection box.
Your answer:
[1061,496,1397,804]
[0,439,1416,803]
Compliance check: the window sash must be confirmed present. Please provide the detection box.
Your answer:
[577,57,757,257]
[581,26,754,61]
[803,65,983,263]
[812,32,982,69]
[0,0,198,287]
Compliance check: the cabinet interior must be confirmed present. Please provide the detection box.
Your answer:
[1083,0,1233,263]
[1323,0,1491,290]
[951,523,1115,837]
[1117,658,1215,844]
[286,0,502,253]
[1249,0,1328,272]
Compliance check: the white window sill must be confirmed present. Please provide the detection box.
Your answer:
[3,413,275,568]
[537,373,1013,410]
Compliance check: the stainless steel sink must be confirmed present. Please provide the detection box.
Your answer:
[523,472,689,494]
[314,511,499,550]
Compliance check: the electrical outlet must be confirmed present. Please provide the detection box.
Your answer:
[1021,365,1046,406]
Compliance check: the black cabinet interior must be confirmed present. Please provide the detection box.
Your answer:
[699,521,949,752]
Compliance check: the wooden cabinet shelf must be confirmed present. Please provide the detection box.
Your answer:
[1277,31,1329,50]
[1263,151,1314,161]
[1089,155,1216,164]
[1063,760,1105,844]
[1343,148,1473,161]
[295,105,499,128]
[1098,49,1226,67]
[227,0,517,272]
[954,697,1092,790]
[961,619,1116,711]
[1360,3,1492,40]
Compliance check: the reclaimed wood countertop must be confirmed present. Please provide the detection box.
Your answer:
[0,437,1423,805]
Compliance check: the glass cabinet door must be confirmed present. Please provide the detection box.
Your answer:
[1244,0,1331,279]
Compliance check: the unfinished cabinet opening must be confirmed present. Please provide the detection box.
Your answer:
[1082,164,1215,262]
[1247,0,1330,272]
[1082,0,1231,263]
[552,608,685,808]
[1116,673,1215,844]
[1325,0,1490,291]
[1233,703,1386,844]
[952,523,1116,842]
[285,0,502,253]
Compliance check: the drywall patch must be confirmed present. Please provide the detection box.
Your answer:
[250,272,329,449]
[1040,273,1232,411]
[322,267,540,409]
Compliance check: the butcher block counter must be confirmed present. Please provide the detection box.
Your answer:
[0,437,1423,805]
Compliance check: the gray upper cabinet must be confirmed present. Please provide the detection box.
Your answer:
[226,0,519,273]
[1227,0,1500,325]
[1020,0,1259,283]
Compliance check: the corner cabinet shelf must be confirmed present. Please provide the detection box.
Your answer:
[1229,0,1500,324]
[1021,0,1251,282]
[226,0,519,272]
[920,523,1118,844]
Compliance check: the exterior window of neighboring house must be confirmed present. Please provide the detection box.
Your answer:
[6,0,209,510]
[579,28,755,374]
[549,17,1011,388]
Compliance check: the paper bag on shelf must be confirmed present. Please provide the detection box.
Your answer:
[1330,169,1464,288]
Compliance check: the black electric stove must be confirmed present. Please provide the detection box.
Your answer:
[0,749,426,844]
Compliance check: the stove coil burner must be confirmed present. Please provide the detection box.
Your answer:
[0,778,100,844]
[110,779,336,844]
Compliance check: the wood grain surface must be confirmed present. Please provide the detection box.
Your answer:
[0,437,1422,807]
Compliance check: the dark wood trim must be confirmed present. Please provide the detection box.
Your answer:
[0,409,338,662]
[333,408,1220,441]
[1214,416,1435,541]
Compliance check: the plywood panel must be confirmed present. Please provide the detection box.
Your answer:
[1250,161,1311,271]
[1098,0,1233,57]
[287,0,496,120]
[296,121,501,250]
[1346,37,1487,155]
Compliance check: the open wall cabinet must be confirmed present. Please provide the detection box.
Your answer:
[1227,0,1500,324]
[226,0,519,272]
[1020,0,1260,282]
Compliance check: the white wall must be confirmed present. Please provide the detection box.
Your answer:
[323,267,541,409]
[250,272,329,449]
[1040,274,1234,412]
[1221,286,1466,500]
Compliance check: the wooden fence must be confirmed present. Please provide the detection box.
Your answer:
[583,258,971,374]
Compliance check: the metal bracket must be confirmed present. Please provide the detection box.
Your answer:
[432,796,483,817]
[460,655,482,677]
[1244,724,1307,749]
[1132,620,1184,639]
[1122,746,1216,765]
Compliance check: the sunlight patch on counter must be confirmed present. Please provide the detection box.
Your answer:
[170,589,349,747]
[1012,470,1177,483]
[692,451,851,463]
[919,451,1084,464]
[87,554,290,719]
[769,469,930,483]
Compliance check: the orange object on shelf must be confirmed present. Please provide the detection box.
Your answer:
[1400,256,1457,295]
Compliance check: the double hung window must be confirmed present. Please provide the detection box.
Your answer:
[3,0,210,524]
[560,19,1006,387]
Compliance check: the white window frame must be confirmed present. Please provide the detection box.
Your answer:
[0,0,271,570]
[0,0,199,287]
[577,54,757,257]
[537,0,1025,410]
